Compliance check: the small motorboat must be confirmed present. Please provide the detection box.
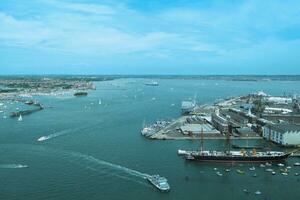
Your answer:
[294,162,300,166]
[249,167,255,171]
[216,172,223,176]
[243,189,249,194]
[255,191,262,195]
[236,169,245,174]
[271,171,276,175]
[278,163,285,167]
[225,169,231,172]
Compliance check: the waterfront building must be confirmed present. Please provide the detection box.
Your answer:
[262,123,300,146]
[264,97,293,105]
[211,109,228,133]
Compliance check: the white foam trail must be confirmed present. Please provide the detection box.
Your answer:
[37,123,102,142]
[37,130,69,142]
[68,152,149,179]
[0,164,28,169]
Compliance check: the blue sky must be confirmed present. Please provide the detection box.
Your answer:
[1,0,300,75]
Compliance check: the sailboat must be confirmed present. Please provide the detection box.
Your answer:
[179,126,291,162]
[98,99,102,105]
[18,114,23,122]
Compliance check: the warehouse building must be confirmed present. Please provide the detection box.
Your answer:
[262,123,300,146]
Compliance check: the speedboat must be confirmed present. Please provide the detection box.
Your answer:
[37,136,49,142]
[294,162,300,166]
[146,175,170,192]
[255,191,262,195]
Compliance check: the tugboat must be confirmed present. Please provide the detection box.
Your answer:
[146,175,170,192]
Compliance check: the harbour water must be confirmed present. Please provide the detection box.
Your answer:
[1,78,300,200]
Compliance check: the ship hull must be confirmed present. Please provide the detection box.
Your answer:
[187,153,291,163]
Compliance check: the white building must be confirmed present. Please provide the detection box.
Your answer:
[264,97,292,105]
[262,123,300,146]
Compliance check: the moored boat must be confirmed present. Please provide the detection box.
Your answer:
[178,125,291,163]
[178,149,291,163]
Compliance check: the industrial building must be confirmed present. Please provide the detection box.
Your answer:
[262,123,300,146]
[211,109,228,133]
[179,124,219,135]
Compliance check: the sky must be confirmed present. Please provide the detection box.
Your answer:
[1,0,300,75]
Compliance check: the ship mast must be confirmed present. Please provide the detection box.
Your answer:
[200,126,204,153]
[225,124,231,154]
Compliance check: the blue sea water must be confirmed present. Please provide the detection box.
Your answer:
[0,78,300,200]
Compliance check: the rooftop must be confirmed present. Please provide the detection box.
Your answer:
[267,123,300,133]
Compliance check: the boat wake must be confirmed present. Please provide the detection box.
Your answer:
[37,124,98,142]
[68,152,149,179]
[0,144,150,185]
[0,164,28,169]
[37,129,70,142]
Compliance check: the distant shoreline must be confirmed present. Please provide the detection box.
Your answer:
[1,75,300,81]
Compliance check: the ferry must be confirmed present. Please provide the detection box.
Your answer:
[146,175,170,192]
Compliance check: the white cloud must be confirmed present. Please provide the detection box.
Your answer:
[1,0,300,73]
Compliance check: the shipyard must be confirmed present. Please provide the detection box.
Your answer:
[142,91,300,146]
